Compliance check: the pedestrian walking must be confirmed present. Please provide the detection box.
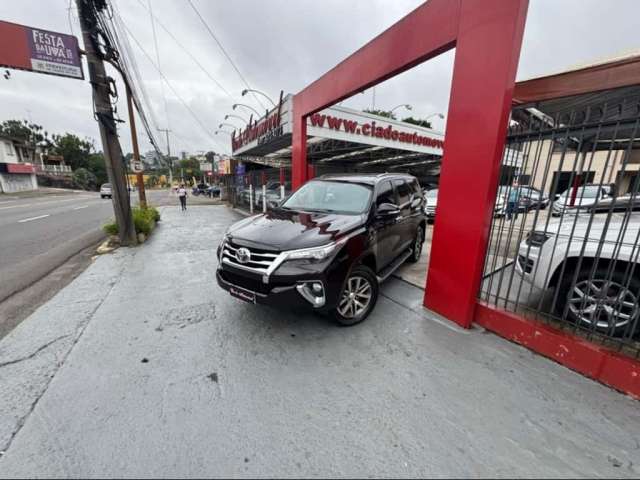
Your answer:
[506,180,520,221]
[178,184,188,211]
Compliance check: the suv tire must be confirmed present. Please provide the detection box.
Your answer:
[558,265,640,337]
[406,226,424,263]
[333,265,379,326]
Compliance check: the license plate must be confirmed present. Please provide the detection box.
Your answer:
[229,286,256,304]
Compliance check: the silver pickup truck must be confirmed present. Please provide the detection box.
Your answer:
[517,212,640,336]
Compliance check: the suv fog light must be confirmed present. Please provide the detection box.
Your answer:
[296,282,325,308]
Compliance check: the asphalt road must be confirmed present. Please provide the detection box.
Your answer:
[0,188,196,338]
[1,206,638,477]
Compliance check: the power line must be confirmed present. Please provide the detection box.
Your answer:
[134,0,236,103]
[90,1,164,157]
[118,18,227,152]
[147,0,170,134]
[109,6,163,155]
[187,0,267,111]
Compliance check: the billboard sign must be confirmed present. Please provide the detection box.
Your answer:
[0,21,83,79]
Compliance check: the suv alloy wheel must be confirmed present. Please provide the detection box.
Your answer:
[407,227,424,263]
[559,266,640,337]
[333,265,379,326]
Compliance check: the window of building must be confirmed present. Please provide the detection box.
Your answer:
[4,141,14,156]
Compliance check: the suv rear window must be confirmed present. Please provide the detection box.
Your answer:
[393,180,411,205]
[376,181,395,206]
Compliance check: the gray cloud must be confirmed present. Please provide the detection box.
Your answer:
[0,0,638,156]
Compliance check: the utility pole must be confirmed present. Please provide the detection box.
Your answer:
[125,85,147,208]
[158,128,172,186]
[77,0,136,245]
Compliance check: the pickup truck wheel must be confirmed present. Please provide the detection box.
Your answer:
[558,266,640,337]
[406,227,424,263]
[333,265,378,326]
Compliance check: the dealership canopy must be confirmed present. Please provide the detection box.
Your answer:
[231,94,445,174]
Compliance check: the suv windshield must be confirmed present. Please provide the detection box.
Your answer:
[282,180,372,214]
[102,183,111,188]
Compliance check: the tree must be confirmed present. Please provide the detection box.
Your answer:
[0,119,53,149]
[52,133,94,171]
[87,153,108,187]
[176,157,202,182]
[402,116,433,128]
[363,109,396,120]
[72,167,97,190]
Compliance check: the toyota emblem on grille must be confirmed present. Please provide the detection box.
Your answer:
[236,247,251,264]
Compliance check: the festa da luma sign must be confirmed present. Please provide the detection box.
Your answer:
[0,20,83,80]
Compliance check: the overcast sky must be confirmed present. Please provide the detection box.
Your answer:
[0,0,638,157]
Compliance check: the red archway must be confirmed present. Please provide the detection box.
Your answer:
[291,0,529,328]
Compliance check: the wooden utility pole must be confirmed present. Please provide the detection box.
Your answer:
[77,0,137,245]
[126,85,147,208]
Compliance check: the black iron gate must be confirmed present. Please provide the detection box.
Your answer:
[479,85,640,356]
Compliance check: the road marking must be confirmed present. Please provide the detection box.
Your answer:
[73,205,89,210]
[18,214,50,223]
[0,203,32,210]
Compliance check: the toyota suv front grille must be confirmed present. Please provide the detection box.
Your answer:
[221,241,280,274]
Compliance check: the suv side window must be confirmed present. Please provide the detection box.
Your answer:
[409,179,421,197]
[393,179,411,206]
[376,180,396,207]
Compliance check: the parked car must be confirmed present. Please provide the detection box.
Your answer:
[496,185,549,214]
[424,188,506,221]
[207,185,221,197]
[551,184,612,217]
[100,183,112,199]
[217,173,426,325]
[516,212,640,336]
[254,181,284,208]
[423,188,438,222]
[192,183,210,196]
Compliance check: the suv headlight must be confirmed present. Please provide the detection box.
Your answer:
[283,240,346,262]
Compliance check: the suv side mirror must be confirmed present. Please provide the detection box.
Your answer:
[377,202,400,217]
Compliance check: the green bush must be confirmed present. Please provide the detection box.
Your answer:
[102,206,160,237]
[103,221,118,235]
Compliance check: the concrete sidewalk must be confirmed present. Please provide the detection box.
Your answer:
[1,205,639,478]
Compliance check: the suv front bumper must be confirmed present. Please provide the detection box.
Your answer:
[216,254,350,312]
[216,268,313,308]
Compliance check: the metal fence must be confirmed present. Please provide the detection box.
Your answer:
[224,167,291,214]
[479,85,640,357]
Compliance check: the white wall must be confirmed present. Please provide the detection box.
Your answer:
[0,173,38,193]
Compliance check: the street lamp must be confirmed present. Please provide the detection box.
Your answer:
[241,88,277,108]
[225,113,248,124]
[424,112,445,121]
[233,103,261,117]
[215,129,233,136]
[219,122,238,130]
[390,104,412,115]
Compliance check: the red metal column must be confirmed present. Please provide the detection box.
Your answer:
[291,97,308,190]
[424,0,529,328]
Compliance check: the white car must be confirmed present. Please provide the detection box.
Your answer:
[516,212,640,336]
[551,184,612,217]
[423,188,505,222]
[100,183,112,199]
